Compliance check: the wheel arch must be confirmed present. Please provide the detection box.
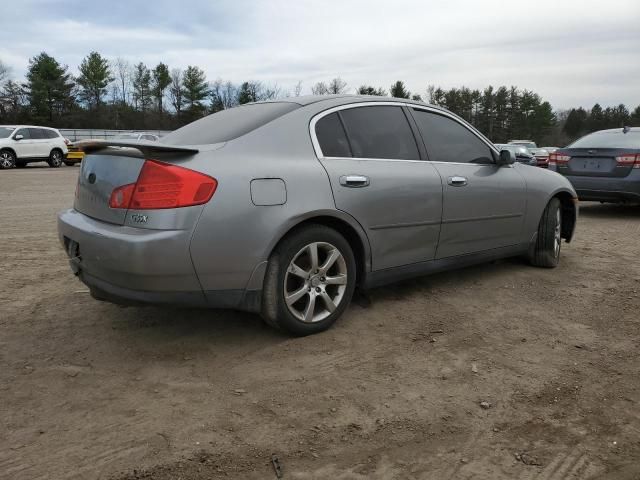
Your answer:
[266,211,372,288]
[0,147,17,157]
[552,189,578,243]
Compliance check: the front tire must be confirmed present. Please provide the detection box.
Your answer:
[0,149,16,169]
[261,225,356,336]
[48,149,63,168]
[530,197,562,268]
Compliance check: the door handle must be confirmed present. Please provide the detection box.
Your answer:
[447,176,468,187]
[339,175,370,188]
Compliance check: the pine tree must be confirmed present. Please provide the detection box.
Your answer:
[151,62,171,114]
[357,85,387,96]
[182,65,208,117]
[77,51,113,110]
[132,63,152,112]
[23,52,75,122]
[390,81,410,99]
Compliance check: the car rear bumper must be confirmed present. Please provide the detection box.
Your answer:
[560,171,640,202]
[57,208,260,311]
[65,151,84,162]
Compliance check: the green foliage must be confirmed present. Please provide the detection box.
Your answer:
[389,80,410,99]
[357,85,387,96]
[23,52,75,122]
[132,63,152,112]
[182,65,208,118]
[151,63,171,113]
[77,51,113,110]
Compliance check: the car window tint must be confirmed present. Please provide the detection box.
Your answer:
[29,128,46,139]
[48,130,60,138]
[315,112,351,157]
[15,128,30,139]
[162,102,300,145]
[340,106,420,160]
[413,109,493,164]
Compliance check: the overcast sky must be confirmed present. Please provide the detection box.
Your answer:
[1,0,638,110]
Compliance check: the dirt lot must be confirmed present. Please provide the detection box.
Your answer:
[1,166,639,480]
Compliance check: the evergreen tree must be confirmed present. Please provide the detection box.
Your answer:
[390,80,410,99]
[132,63,152,112]
[587,103,604,132]
[77,51,113,110]
[182,65,208,116]
[563,108,588,139]
[237,82,253,104]
[151,62,171,114]
[23,52,75,122]
[357,85,386,96]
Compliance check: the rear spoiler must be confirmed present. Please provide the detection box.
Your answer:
[73,139,199,158]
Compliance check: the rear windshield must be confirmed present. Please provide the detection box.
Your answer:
[0,127,15,139]
[162,102,300,145]
[569,130,640,149]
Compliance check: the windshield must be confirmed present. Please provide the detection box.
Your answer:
[569,130,640,149]
[162,102,300,146]
[0,126,15,139]
[510,142,536,149]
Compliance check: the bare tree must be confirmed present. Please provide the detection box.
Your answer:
[328,77,347,94]
[293,81,303,97]
[311,81,329,95]
[112,58,130,105]
[168,68,184,116]
[0,60,9,84]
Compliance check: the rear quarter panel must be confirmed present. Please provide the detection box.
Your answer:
[520,165,577,242]
[188,105,355,291]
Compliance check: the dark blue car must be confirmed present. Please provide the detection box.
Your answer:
[550,127,640,203]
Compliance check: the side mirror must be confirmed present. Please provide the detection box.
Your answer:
[497,149,515,166]
[14,134,23,141]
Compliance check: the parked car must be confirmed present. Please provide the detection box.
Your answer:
[495,144,537,166]
[542,147,559,154]
[0,125,69,169]
[529,147,550,168]
[113,132,160,142]
[508,139,537,149]
[549,126,640,203]
[64,143,85,166]
[58,96,578,336]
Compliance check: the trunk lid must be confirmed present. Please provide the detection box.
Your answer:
[558,148,638,177]
[75,153,146,225]
[72,141,202,225]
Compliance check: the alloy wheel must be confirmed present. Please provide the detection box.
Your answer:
[284,241,348,323]
[554,209,561,257]
[51,151,62,167]
[0,151,15,169]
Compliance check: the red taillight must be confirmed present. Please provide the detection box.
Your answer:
[109,160,217,210]
[616,154,640,169]
[549,152,570,167]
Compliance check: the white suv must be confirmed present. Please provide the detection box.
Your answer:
[0,125,69,169]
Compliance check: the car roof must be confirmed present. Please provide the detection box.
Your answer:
[258,94,450,112]
[590,127,640,134]
[0,125,58,130]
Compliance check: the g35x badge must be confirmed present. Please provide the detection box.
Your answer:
[131,214,148,224]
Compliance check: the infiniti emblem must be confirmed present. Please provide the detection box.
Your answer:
[88,173,96,184]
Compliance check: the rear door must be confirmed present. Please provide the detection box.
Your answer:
[313,103,443,271]
[410,107,527,258]
[29,128,49,157]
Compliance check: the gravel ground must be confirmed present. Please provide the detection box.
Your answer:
[1,166,639,480]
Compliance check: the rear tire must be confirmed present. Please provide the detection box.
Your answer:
[0,149,16,169]
[261,225,356,336]
[48,149,63,168]
[530,197,562,268]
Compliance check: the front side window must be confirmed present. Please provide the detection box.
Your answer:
[413,109,494,164]
[315,112,351,157]
[15,128,30,139]
[339,106,420,160]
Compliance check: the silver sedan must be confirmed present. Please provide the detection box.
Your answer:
[58,95,578,336]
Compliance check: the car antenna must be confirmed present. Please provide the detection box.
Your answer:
[622,125,631,134]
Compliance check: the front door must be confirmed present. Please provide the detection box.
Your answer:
[12,128,35,158]
[409,107,526,258]
[313,104,443,270]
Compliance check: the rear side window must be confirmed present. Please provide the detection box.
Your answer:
[0,127,15,138]
[569,130,640,149]
[413,109,493,164]
[29,128,46,139]
[315,112,351,157]
[162,102,300,146]
[339,106,420,160]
